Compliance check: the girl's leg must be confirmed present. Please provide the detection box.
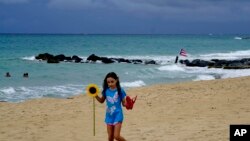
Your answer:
[107,125,114,141]
[114,123,126,141]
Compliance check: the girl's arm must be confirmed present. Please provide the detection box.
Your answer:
[122,97,126,107]
[95,95,105,103]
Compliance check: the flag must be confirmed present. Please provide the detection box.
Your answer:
[179,49,187,57]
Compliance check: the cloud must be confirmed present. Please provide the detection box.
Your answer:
[46,0,250,22]
[1,0,250,34]
[108,0,250,21]
[47,0,109,10]
[0,0,29,4]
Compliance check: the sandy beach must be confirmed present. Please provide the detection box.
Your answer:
[1,76,250,141]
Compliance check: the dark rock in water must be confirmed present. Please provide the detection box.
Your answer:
[207,62,215,67]
[241,58,250,65]
[101,57,115,64]
[35,53,250,69]
[35,53,54,60]
[179,59,190,65]
[55,54,66,61]
[35,53,60,63]
[199,60,212,67]
[213,60,228,68]
[64,56,72,62]
[36,53,159,65]
[227,61,243,67]
[223,60,250,69]
[47,58,59,63]
[87,54,100,62]
[179,58,250,69]
[75,58,82,63]
[186,59,211,67]
[131,59,143,64]
[86,54,157,65]
[145,60,157,65]
[115,58,131,63]
[211,59,220,62]
[72,55,82,63]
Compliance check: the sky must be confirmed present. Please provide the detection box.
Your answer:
[0,0,250,34]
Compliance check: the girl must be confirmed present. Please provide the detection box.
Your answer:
[95,72,127,141]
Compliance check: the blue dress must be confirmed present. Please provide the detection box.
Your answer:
[104,88,126,125]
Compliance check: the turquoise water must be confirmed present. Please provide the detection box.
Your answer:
[1,34,250,102]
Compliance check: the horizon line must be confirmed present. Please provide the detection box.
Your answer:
[0,33,249,35]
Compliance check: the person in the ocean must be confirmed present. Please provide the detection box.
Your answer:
[23,73,29,78]
[5,72,11,77]
[95,72,127,141]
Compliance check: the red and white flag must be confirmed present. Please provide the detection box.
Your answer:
[179,48,187,57]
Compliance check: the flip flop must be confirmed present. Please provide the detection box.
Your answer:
[125,96,137,110]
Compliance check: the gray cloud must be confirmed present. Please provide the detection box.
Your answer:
[47,0,109,10]
[46,0,250,22]
[110,0,250,21]
[0,0,29,4]
[1,0,250,33]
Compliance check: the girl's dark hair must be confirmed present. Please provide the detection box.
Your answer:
[102,72,121,97]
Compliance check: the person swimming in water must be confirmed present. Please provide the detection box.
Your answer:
[23,73,29,78]
[5,72,11,77]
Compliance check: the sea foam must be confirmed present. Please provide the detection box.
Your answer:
[234,37,242,40]
[22,56,36,61]
[0,87,16,94]
[121,80,146,88]
[0,85,84,102]
[158,64,185,71]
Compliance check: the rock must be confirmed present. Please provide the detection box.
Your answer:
[101,57,115,64]
[180,58,250,69]
[213,60,228,68]
[131,59,143,64]
[72,55,82,63]
[145,60,157,65]
[47,58,59,63]
[115,58,131,63]
[87,54,100,62]
[186,59,211,67]
[64,56,72,62]
[179,59,190,65]
[35,53,54,60]
[55,54,66,61]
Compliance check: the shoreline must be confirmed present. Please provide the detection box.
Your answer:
[1,76,250,141]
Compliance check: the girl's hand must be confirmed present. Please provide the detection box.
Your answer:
[122,97,126,107]
[95,95,105,103]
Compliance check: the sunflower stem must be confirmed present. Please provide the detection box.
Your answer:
[93,97,95,136]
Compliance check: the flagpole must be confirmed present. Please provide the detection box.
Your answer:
[175,55,179,64]
[175,49,180,64]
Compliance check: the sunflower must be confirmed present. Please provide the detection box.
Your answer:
[86,84,99,97]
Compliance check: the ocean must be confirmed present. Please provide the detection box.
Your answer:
[1,34,250,102]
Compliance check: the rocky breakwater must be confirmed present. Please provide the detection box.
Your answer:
[179,58,250,69]
[35,53,82,63]
[35,53,158,65]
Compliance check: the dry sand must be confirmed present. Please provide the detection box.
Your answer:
[1,76,250,141]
